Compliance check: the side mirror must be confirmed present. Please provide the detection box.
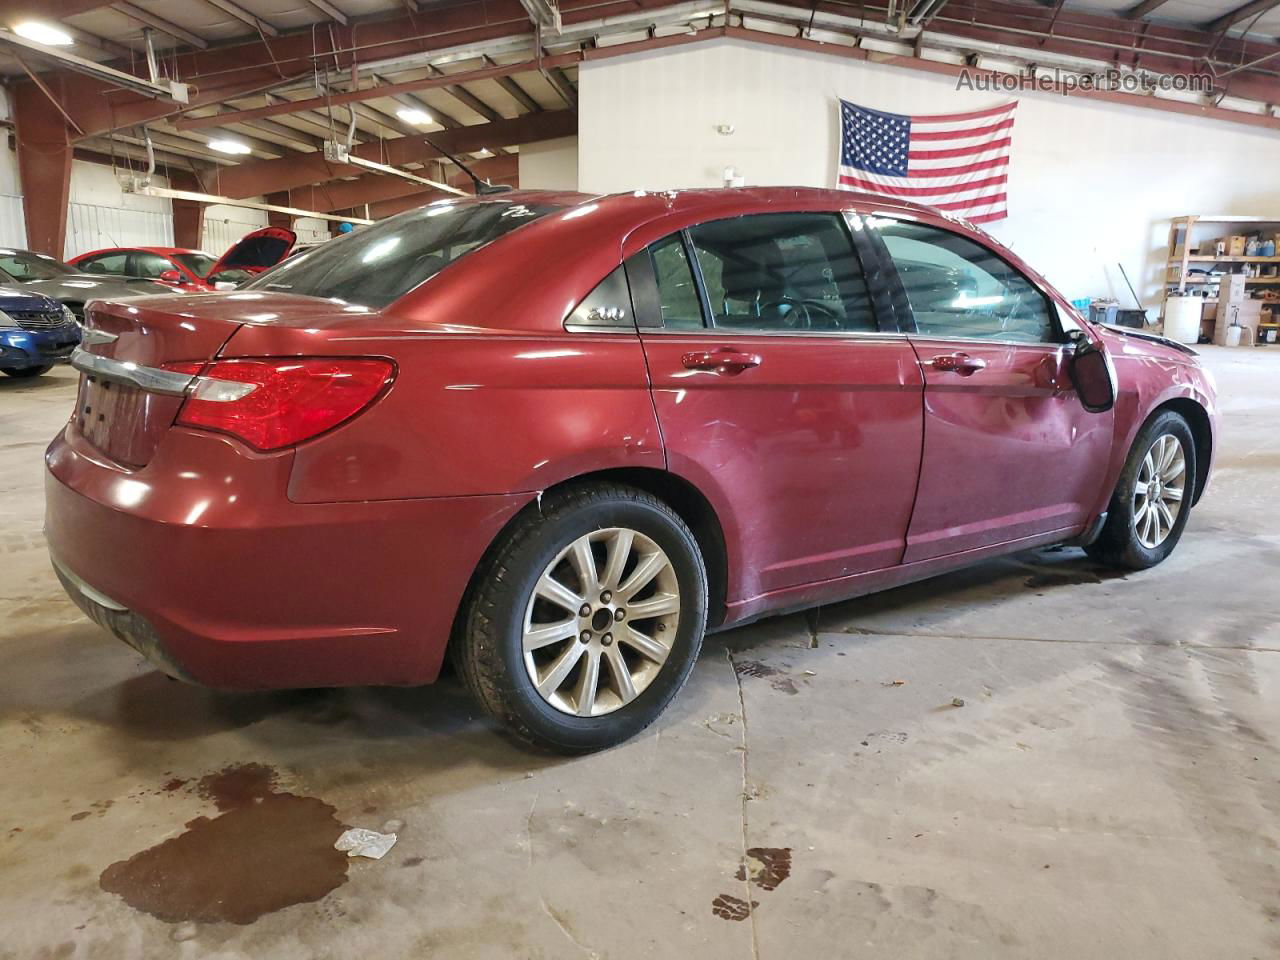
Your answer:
[1069,337,1117,413]
[159,269,183,283]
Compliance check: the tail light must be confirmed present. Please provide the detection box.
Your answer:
[172,357,395,451]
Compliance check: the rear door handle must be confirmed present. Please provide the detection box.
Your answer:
[930,352,987,376]
[681,348,762,376]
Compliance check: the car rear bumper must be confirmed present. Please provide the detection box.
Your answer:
[1,328,79,369]
[44,424,528,689]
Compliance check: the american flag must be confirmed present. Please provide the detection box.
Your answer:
[837,99,1017,225]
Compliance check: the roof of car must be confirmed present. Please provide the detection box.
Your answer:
[72,246,212,257]
[448,186,967,235]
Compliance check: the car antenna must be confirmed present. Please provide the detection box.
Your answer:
[422,136,512,195]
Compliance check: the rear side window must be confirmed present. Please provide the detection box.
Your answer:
[247,201,561,308]
[686,213,877,333]
[566,266,633,331]
[875,220,1056,343]
[649,234,704,330]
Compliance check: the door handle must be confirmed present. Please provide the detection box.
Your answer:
[930,352,987,376]
[681,348,762,376]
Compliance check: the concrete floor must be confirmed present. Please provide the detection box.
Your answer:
[2,347,1278,959]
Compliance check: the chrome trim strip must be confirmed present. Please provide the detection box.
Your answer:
[563,323,634,334]
[71,347,195,397]
[78,326,118,346]
[634,327,909,340]
[49,554,127,611]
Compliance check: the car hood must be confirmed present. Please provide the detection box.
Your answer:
[1096,323,1199,363]
[20,275,175,299]
[0,285,61,312]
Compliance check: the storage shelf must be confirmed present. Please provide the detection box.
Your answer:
[1170,255,1280,263]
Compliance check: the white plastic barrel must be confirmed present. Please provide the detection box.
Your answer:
[1163,296,1203,345]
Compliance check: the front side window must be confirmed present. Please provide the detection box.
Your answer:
[172,253,218,278]
[876,220,1056,343]
[648,234,704,330]
[132,252,178,279]
[247,200,561,308]
[686,213,877,333]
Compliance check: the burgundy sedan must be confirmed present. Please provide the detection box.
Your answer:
[45,188,1217,752]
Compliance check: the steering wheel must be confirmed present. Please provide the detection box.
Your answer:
[764,296,843,331]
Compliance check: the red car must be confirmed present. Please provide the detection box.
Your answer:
[45,189,1217,752]
[69,228,296,292]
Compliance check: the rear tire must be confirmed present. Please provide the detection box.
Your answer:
[456,482,708,753]
[1086,410,1196,570]
[2,365,53,378]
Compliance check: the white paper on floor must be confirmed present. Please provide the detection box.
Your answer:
[335,828,398,860]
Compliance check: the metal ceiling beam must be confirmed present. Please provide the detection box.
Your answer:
[127,183,374,223]
[172,55,581,129]
[1206,0,1280,32]
[487,55,544,112]
[200,0,281,37]
[65,26,135,60]
[0,1,117,18]
[301,0,350,26]
[543,66,578,109]
[724,21,1280,130]
[110,2,209,49]
[0,27,189,101]
[1123,0,1175,19]
[206,109,575,197]
[443,83,504,121]
[239,117,328,149]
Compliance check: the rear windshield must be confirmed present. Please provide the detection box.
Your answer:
[245,200,560,308]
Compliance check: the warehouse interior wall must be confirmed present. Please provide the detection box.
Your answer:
[579,38,1280,305]
[65,162,174,260]
[518,137,579,191]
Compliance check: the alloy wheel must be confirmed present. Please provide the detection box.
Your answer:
[1133,433,1186,549]
[522,527,681,717]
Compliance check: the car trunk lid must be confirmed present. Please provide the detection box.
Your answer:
[71,292,331,468]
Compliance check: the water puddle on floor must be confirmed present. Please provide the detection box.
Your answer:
[99,764,349,925]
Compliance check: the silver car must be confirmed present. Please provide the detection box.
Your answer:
[0,248,175,320]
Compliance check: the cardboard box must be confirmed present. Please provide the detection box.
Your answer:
[1223,273,1247,302]
[1224,235,1247,256]
[1214,299,1262,345]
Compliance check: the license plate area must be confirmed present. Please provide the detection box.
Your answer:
[75,374,185,468]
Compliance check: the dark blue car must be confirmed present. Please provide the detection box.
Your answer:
[0,286,80,379]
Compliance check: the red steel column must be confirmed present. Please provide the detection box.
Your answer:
[13,79,73,257]
[169,170,207,250]
[265,192,292,231]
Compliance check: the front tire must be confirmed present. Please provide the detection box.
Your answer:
[457,482,708,753]
[2,364,53,378]
[1086,410,1197,570]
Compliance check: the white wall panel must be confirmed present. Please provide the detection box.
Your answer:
[202,204,268,255]
[64,162,173,258]
[518,137,579,191]
[0,195,26,248]
[579,39,1280,303]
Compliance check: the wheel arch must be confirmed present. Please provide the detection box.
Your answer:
[1154,397,1212,505]
[448,467,732,667]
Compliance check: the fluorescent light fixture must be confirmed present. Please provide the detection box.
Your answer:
[396,107,433,125]
[14,21,73,45]
[208,139,252,155]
